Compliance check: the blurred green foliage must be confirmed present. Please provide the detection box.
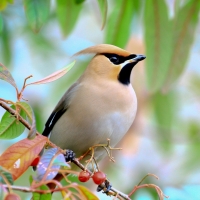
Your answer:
[0,0,200,199]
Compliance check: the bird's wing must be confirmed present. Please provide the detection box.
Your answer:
[42,82,79,137]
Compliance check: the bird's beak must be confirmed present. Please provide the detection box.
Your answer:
[133,54,146,62]
[120,54,146,68]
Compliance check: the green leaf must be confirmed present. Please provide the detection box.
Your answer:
[0,14,3,33]
[56,0,83,37]
[0,105,26,139]
[152,91,177,151]
[162,0,200,91]
[33,185,51,200]
[17,102,36,139]
[7,0,14,3]
[0,166,13,185]
[144,0,173,93]
[0,23,12,66]
[105,0,135,48]
[23,0,50,33]
[0,63,17,90]
[77,185,99,200]
[16,102,33,121]
[30,175,51,200]
[97,0,108,30]
[75,0,85,4]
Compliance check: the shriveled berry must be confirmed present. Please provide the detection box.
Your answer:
[5,193,21,200]
[92,171,106,185]
[78,171,90,182]
[30,156,40,167]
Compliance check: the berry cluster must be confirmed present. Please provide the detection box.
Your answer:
[78,170,106,185]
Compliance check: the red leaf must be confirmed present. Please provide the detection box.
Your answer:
[0,134,47,180]
[27,61,75,86]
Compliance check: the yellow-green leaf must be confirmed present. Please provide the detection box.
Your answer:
[0,0,7,11]
[77,185,99,200]
[7,0,14,3]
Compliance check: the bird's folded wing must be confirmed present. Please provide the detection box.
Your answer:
[42,82,79,137]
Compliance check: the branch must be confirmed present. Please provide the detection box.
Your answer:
[0,100,131,200]
[0,100,36,133]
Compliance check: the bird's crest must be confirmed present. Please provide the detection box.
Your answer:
[73,44,131,57]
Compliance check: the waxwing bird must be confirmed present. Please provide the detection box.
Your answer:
[42,44,146,167]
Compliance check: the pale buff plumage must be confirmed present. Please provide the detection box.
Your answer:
[43,44,145,166]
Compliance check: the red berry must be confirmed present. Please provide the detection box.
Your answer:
[92,171,106,185]
[78,171,90,182]
[30,156,40,167]
[5,193,21,200]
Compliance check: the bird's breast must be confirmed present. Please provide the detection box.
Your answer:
[50,80,137,158]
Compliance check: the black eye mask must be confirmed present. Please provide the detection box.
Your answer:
[103,53,137,65]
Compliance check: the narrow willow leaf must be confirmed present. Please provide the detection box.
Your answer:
[0,166,13,185]
[77,185,99,200]
[97,0,108,30]
[27,61,75,85]
[0,105,26,139]
[24,0,50,33]
[144,0,173,93]
[17,102,36,139]
[56,0,83,37]
[163,0,200,91]
[0,134,47,180]
[0,63,17,89]
[105,0,135,48]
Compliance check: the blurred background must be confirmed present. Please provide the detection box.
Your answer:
[0,0,200,199]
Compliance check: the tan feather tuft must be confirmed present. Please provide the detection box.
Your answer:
[73,44,131,57]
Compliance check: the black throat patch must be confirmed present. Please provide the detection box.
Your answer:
[103,53,138,85]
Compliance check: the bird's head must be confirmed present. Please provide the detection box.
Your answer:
[74,44,146,85]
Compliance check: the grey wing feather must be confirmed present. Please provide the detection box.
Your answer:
[42,82,79,137]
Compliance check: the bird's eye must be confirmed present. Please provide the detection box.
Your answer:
[109,56,119,64]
